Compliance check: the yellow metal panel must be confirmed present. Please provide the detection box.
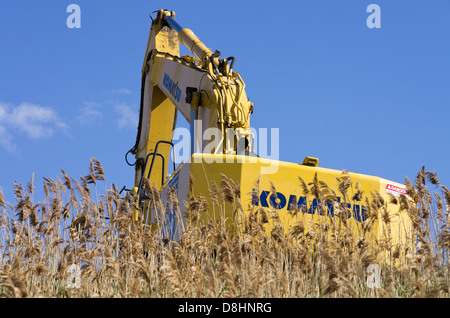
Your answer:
[184,154,412,262]
[188,154,244,231]
[142,86,176,189]
[134,14,180,189]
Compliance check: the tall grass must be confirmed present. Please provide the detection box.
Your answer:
[0,159,448,298]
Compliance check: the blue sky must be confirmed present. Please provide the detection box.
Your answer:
[0,0,449,205]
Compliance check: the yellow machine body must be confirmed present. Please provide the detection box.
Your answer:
[152,154,411,262]
[126,10,412,261]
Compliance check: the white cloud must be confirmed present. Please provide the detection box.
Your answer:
[111,88,132,95]
[76,101,103,125]
[114,103,138,129]
[9,103,68,139]
[0,125,16,153]
[0,102,68,152]
[0,104,7,121]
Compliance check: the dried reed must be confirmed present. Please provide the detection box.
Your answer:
[0,159,448,298]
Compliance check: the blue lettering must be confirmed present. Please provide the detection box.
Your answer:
[353,205,368,222]
[341,200,352,219]
[287,195,297,211]
[326,201,334,217]
[252,189,259,206]
[309,198,328,215]
[163,73,182,103]
[252,190,367,222]
[269,192,287,209]
[260,191,270,208]
[297,196,308,213]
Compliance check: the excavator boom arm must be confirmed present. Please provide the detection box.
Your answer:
[128,10,254,190]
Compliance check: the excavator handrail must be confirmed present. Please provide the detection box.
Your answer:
[138,140,176,193]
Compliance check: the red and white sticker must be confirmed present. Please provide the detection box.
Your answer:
[385,184,408,197]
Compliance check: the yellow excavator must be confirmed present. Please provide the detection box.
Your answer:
[124,10,412,258]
